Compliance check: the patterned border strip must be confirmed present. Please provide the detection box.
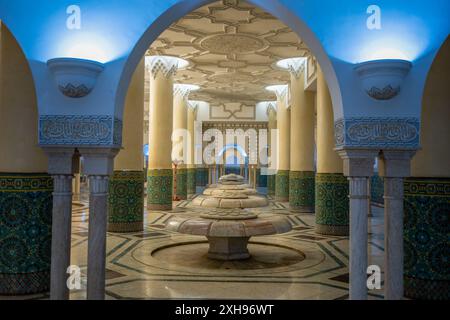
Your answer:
[404,178,450,197]
[39,115,123,147]
[334,117,420,149]
[0,174,53,192]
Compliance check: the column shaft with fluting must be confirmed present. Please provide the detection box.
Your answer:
[288,64,316,212]
[109,58,145,232]
[147,58,176,210]
[315,68,348,235]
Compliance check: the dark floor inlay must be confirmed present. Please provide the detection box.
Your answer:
[106,269,127,280]
[330,273,349,283]
[134,232,167,238]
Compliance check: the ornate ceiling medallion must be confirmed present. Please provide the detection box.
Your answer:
[198,34,268,54]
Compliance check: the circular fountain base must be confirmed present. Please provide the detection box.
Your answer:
[207,236,251,260]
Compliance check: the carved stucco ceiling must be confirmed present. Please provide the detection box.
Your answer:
[145,0,311,107]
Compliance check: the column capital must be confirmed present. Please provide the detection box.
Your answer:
[337,148,379,177]
[147,56,183,79]
[42,147,77,175]
[174,84,199,101]
[379,150,417,178]
[277,57,306,79]
[78,148,120,176]
[266,85,289,101]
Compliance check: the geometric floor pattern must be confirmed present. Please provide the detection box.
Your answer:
[0,190,386,300]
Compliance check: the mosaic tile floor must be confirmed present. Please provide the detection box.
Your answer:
[1,190,387,300]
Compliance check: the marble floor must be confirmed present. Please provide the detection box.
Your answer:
[1,190,386,300]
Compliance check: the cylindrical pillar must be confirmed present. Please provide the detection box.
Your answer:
[403,39,450,300]
[272,86,290,202]
[147,57,177,210]
[288,62,316,212]
[172,85,189,200]
[50,174,73,300]
[0,23,53,295]
[315,68,349,236]
[384,177,405,300]
[349,177,370,300]
[108,58,145,232]
[267,106,277,196]
[187,103,197,197]
[87,175,109,300]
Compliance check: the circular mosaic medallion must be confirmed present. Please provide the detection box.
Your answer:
[199,34,267,54]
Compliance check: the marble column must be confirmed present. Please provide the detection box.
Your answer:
[187,102,198,197]
[338,149,377,300]
[80,148,118,300]
[0,24,53,296]
[45,149,77,300]
[109,58,145,233]
[379,150,415,300]
[316,68,348,236]
[147,57,178,210]
[267,86,290,202]
[284,59,316,212]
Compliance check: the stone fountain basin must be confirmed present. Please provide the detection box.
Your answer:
[191,195,269,208]
[165,213,292,261]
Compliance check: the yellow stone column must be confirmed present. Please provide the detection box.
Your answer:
[315,67,348,235]
[187,101,198,196]
[266,104,277,196]
[172,85,188,200]
[0,23,53,295]
[267,85,290,202]
[403,38,450,300]
[108,58,145,232]
[283,59,316,212]
[147,56,184,210]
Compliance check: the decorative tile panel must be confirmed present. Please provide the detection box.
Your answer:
[187,169,197,195]
[334,117,420,149]
[0,174,53,295]
[404,177,450,300]
[108,171,145,233]
[39,115,123,147]
[275,170,289,201]
[174,168,188,200]
[147,169,173,210]
[289,171,315,211]
[315,173,349,236]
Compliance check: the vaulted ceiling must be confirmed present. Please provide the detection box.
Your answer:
[145,0,312,106]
